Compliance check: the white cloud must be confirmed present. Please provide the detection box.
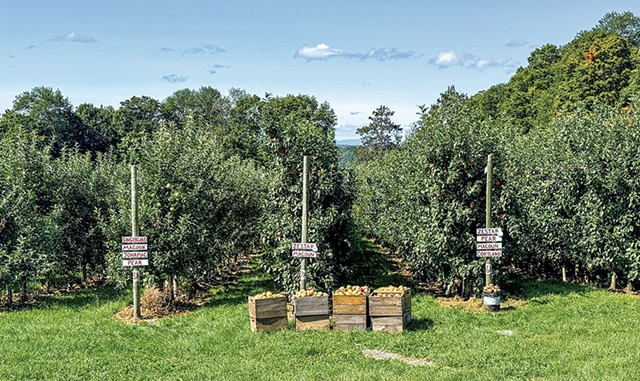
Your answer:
[295,43,418,62]
[432,51,472,67]
[161,74,187,83]
[295,43,347,60]
[505,40,528,48]
[183,43,225,55]
[431,51,516,71]
[361,47,420,61]
[52,32,97,43]
[24,45,38,50]
[209,64,230,74]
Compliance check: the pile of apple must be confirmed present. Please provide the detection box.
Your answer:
[334,285,369,296]
[294,288,325,298]
[254,291,283,300]
[374,285,408,297]
[483,284,500,293]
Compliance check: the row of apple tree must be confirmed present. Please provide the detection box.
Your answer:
[0,88,358,304]
[354,88,640,294]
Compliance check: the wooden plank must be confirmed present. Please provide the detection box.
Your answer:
[369,290,410,316]
[248,296,288,319]
[295,315,330,331]
[250,316,288,332]
[370,311,411,333]
[333,314,367,331]
[332,294,367,315]
[293,295,329,317]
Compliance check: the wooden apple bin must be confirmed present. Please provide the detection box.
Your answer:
[293,295,330,331]
[332,293,369,331]
[369,289,411,333]
[248,294,288,332]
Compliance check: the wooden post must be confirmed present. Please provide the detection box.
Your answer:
[485,154,493,287]
[5,284,11,308]
[300,156,309,291]
[131,165,141,320]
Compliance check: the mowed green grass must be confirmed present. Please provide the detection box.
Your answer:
[1,277,639,381]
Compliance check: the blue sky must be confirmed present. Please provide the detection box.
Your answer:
[2,1,639,140]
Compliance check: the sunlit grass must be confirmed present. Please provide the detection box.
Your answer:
[1,278,639,380]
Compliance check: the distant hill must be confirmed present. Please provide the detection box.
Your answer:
[336,138,361,146]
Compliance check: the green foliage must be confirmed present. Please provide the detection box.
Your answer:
[0,87,96,155]
[99,124,267,289]
[254,95,358,292]
[504,106,640,284]
[356,105,402,161]
[595,11,640,47]
[355,87,506,293]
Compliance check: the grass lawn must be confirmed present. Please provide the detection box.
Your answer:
[1,269,640,380]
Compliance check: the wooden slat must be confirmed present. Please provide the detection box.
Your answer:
[333,314,367,331]
[295,315,330,331]
[248,295,288,319]
[369,289,411,316]
[250,316,288,332]
[332,294,367,315]
[293,295,329,317]
[370,311,411,333]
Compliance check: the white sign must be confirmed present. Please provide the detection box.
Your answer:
[477,250,502,257]
[122,251,148,259]
[291,243,318,251]
[122,236,148,244]
[477,235,502,243]
[122,259,149,266]
[476,228,503,236]
[122,244,148,251]
[477,242,502,250]
[292,250,317,258]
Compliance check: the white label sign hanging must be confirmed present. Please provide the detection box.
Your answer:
[292,250,317,258]
[122,259,149,266]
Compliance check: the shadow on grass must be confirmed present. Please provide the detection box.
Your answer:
[408,317,434,331]
[204,271,276,309]
[1,286,126,312]
[505,279,591,301]
[343,238,414,289]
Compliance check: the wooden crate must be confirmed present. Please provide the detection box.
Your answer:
[332,293,368,331]
[369,289,411,333]
[248,294,288,332]
[293,295,330,331]
[333,314,367,331]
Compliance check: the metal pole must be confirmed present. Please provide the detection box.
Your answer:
[131,165,141,319]
[300,156,309,291]
[485,154,493,287]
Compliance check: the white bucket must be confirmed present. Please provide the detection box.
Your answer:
[483,296,501,306]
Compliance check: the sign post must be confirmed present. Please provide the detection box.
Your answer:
[485,154,493,286]
[130,165,141,319]
[300,155,309,290]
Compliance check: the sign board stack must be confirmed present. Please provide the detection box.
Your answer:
[248,294,289,332]
[476,228,502,258]
[122,236,149,267]
[369,288,412,333]
[291,242,318,258]
[293,294,330,331]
